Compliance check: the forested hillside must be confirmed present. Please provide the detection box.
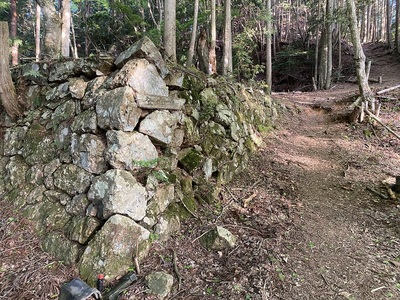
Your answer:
[1,0,399,91]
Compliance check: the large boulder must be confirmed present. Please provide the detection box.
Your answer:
[110,58,169,97]
[88,169,148,220]
[105,130,158,171]
[96,86,142,131]
[114,36,168,78]
[71,134,107,174]
[78,214,150,285]
[139,110,178,145]
[53,164,93,196]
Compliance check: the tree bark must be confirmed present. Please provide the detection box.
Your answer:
[209,0,217,74]
[386,0,392,48]
[0,22,21,119]
[347,0,374,120]
[35,3,41,61]
[10,0,19,66]
[222,0,232,75]
[396,0,400,52]
[266,0,272,92]
[186,0,199,67]
[164,0,176,62]
[36,0,62,59]
[196,28,209,73]
[61,0,71,57]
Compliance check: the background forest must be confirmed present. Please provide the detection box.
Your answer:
[0,0,399,91]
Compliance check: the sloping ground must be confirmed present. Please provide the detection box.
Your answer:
[1,43,400,299]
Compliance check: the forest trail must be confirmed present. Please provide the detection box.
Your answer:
[258,43,400,299]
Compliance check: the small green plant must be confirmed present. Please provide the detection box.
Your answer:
[151,170,169,183]
[149,232,159,243]
[276,268,285,281]
[308,241,316,248]
[132,158,158,168]
[205,287,213,294]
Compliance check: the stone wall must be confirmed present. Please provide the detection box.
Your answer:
[0,37,277,285]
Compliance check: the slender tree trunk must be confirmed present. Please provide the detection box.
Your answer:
[0,22,21,119]
[35,3,41,61]
[209,0,217,74]
[325,0,333,89]
[70,15,78,58]
[187,0,199,67]
[222,0,232,75]
[396,0,400,52]
[266,0,272,92]
[164,0,176,62]
[347,0,374,103]
[386,0,391,47]
[10,0,19,66]
[61,0,71,57]
[36,0,62,59]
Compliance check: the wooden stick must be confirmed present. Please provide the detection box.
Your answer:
[376,84,400,95]
[366,60,371,80]
[172,249,182,291]
[365,109,400,140]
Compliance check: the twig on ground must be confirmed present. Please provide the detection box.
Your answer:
[171,249,182,291]
[366,186,389,199]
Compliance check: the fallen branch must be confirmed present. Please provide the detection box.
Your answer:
[171,249,182,291]
[366,186,388,199]
[365,109,400,140]
[376,84,400,95]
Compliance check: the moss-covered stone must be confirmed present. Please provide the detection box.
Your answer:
[178,148,203,172]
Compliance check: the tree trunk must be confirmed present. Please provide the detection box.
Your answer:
[386,0,392,48]
[61,0,71,57]
[10,0,19,66]
[222,0,232,75]
[0,22,21,119]
[164,0,176,62]
[325,0,333,89]
[35,3,41,61]
[209,0,217,74]
[186,0,199,67]
[266,0,272,92]
[396,0,400,52]
[196,28,209,73]
[36,0,62,59]
[347,0,374,119]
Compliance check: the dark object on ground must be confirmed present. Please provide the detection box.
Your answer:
[392,176,400,193]
[103,273,138,300]
[59,278,102,300]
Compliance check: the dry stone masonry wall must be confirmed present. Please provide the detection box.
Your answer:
[0,37,277,285]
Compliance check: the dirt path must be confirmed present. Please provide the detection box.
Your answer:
[261,91,400,299]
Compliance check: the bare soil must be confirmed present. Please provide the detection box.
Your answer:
[1,43,400,300]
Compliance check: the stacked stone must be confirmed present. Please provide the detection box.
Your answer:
[0,37,275,285]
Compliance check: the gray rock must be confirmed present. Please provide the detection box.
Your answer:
[82,76,106,109]
[111,58,168,96]
[145,271,174,299]
[53,164,93,196]
[66,194,90,216]
[71,110,97,134]
[139,110,178,145]
[164,69,184,88]
[69,77,88,99]
[154,214,180,241]
[4,126,27,156]
[146,184,175,220]
[42,232,80,265]
[22,123,57,165]
[20,62,48,85]
[114,36,168,78]
[78,214,150,286]
[105,130,158,171]
[88,169,148,220]
[44,190,71,205]
[44,159,61,176]
[53,122,72,150]
[48,100,76,129]
[71,134,107,174]
[136,94,185,111]
[65,215,101,244]
[26,185,47,205]
[5,156,28,188]
[96,86,142,131]
[48,61,76,82]
[45,82,70,105]
[200,226,237,250]
[26,165,44,185]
